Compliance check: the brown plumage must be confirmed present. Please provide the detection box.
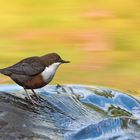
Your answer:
[0,53,70,105]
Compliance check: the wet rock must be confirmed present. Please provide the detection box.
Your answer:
[0,85,140,140]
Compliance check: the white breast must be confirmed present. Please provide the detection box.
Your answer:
[41,62,61,83]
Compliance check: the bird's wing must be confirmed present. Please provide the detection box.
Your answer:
[10,74,32,86]
[3,56,46,76]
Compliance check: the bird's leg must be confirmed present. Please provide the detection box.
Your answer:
[24,88,40,106]
[31,89,44,101]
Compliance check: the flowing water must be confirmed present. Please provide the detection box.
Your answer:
[0,84,140,140]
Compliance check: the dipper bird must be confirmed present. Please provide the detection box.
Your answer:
[0,53,70,105]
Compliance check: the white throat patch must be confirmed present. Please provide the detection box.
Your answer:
[41,62,61,83]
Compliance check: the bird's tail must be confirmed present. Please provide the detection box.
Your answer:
[0,68,11,76]
[0,69,2,73]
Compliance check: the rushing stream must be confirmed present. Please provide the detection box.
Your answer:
[0,84,140,140]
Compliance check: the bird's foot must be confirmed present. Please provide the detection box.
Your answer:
[24,88,44,106]
[30,94,44,102]
[25,97,41,106]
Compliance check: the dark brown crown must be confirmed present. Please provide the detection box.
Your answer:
[40,53,70,66]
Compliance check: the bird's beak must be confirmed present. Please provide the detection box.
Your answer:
[61,59,70,63]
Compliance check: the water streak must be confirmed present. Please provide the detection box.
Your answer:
[0,84,140,140]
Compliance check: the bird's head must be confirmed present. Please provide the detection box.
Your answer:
[41,53,70,67]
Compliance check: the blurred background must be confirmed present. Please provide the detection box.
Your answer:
[0,0,139,94]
